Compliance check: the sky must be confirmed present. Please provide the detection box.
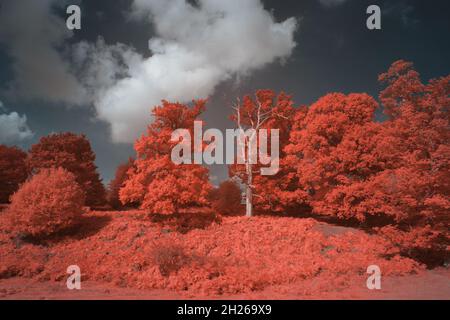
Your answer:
[0,0,449,184]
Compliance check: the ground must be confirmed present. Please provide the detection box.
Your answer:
[0,269,449,300]
[0,210,448,300]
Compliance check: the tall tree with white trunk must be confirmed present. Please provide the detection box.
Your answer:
[230,90,293,217]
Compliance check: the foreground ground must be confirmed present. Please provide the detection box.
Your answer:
[0,210,448,299]
[0,268,449,300]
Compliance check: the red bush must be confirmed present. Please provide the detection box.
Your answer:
[150,210,221,234]
[151,243,190,277]
[7,167,85,237]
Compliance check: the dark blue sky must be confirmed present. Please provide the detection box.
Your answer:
[0,0,449,184]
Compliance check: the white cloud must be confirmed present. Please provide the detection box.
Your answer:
[95,0,297,142]
[319,0,349,7]
[0,103,34,144]
[0,0,298,143]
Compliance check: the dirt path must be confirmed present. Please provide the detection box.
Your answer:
[1,268,448,300]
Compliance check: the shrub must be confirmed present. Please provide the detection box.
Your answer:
[8,167,85,237]
[150,210,221,234]
[152,243,190,277]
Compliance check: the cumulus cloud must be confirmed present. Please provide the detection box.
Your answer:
[318,0,349,7]
[0,0,297,143]
[72,38,143,100]
[95,0,297,142]
[0,0,87,105]
[0,101,34,144]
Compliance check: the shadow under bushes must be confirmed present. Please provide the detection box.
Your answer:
[18,214,112,246]
[149,210,222,234]
[273,205,395,229]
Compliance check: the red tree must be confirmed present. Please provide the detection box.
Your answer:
[229,90,295,216]
[0,145,29,203]
[120,100,212,214]
[282,92,379,214]
[210,180,243,216]
[107,157,135,209]
[283,61,449,263]
[28,132,106,207]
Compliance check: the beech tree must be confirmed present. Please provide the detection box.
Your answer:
[229,90,295,216]
[120,100,212,214]
[0,145,29,203]
[28,132,106,207]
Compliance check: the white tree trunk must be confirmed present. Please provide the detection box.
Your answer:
[245,162,253,217]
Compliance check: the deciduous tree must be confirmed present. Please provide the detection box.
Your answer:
[229,90,295,216]
[0,145,29,203]
[120,100,212,214]
[28,132,106,207]
[108,157,136,209]
[210,180,243,216]
[283,61,449,263]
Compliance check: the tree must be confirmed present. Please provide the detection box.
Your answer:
[27,132,106,207]
[120,100,212,214]
[283,92,380,217]
[0,145,29,203]
[229,90,295,217]
[283,60,449,263]
[210,180,243,216]
[8,167,85,237]
[107,157,136,209]
[374,60,450,259]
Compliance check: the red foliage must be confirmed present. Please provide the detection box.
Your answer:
[0,145,29,203]
[151,243,190,277]
[28,132,106,207]
[0,211,420,296]
[6,168,85,237]
[107,158,135,209]
[210,180,243,216]
[150,210,222,234]
[282,61,449,262]
[228,90,296,213]
[120,100,212,214]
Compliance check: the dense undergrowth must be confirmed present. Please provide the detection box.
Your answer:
[0,210,421,296]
